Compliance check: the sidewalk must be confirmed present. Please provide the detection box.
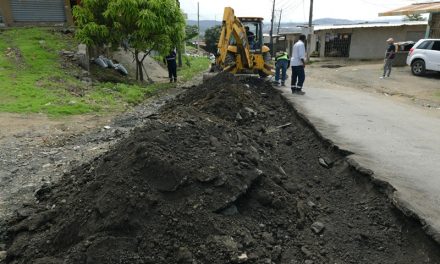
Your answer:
[277,82,440,243]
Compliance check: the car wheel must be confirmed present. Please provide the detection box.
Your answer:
[411,59,426,76]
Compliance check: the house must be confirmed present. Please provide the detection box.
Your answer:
[312,22,427,59]
[0,0,74,27]
[379,1,440,38]
[264,27,309,56]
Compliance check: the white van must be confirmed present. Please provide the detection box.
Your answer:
[406,39,440,76]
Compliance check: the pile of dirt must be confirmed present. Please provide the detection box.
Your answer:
[3,73,440,264]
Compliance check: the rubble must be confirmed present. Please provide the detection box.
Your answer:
[2,73,440,264]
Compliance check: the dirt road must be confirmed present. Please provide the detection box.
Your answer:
[307,60,440,108]
[2,73,440,264]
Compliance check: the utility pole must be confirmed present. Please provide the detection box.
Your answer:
[176,0,182,67]
[307,0,314,61]
[269,0,276,57]
[197,2,200,53]
[277,9,283,35]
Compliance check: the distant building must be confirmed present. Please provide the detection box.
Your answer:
[0,0,75,27]
[268,22,427,60]
[313,21,427,59]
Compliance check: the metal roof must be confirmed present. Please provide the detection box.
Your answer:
[314,21,428,31]
[379,1,440,16]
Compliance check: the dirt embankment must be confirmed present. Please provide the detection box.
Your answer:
[2,74,440,264]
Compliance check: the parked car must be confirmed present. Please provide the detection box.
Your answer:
[406,39,440,76]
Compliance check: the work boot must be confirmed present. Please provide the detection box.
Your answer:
[291,86,297,94]
[281,82,285,87]
[169,79,173,83]
[296,87,305,95]
[174,78,177,83]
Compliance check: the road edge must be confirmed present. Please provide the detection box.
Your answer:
[278,88,440,245]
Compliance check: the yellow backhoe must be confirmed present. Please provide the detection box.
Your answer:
[208,7,274,78]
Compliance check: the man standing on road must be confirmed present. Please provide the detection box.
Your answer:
[274,50,290,87]
[165,49,178,83]
[381,38,396,79]
[291,34,306,94]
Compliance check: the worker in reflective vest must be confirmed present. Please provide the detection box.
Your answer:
[274,51,290,87]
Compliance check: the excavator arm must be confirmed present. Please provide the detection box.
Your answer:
[216,7,253,72]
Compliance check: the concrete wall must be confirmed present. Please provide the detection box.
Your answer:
[0,0,73,27]
[316,25,426,60]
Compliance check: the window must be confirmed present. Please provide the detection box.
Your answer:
[417,40,433,50]
[432,41,440,51]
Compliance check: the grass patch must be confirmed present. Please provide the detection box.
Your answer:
[0,28,209,116]
[179,56,210,81]
[0,28,94,116]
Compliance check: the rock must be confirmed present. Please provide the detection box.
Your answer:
[271,245,282,259]
[301,246,313,257]
[213,235,238,252]
[261,232,275,244]
[209,136,221,147]
[318,158,329,168]
[196,173,217,183]
[305,260,314,264]
[35,183,52,200]
[104,126,111,130]
[176,247,193,263]
[236,113,243,121]
[237,253,248,263]
[307,201,316,208]
[220,204,239,216]
[0,251,6,261]
[244,107,258,116]
[38,40,46,48]
[283,182,298,194]
[311,221,325,234]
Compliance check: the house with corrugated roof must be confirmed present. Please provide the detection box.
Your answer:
[312,21,427,59]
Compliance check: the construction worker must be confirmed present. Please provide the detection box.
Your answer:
[291,34,306,94]
[274,50,290,86]
[245,26,255,49]
[165,49,177,83]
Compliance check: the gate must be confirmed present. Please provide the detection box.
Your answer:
[10,0,66,22]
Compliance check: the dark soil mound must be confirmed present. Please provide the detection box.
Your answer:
[4,73,440,264]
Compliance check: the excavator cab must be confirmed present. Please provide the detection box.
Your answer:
[240,18,263,52]
[211,7,273,78]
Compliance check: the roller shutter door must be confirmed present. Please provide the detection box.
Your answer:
[11,0,66,22]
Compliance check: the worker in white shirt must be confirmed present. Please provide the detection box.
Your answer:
[290,34,306,95]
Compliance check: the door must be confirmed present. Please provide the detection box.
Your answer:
[10,0,66,22]
[429,41,440,71]
[324,33,351,57]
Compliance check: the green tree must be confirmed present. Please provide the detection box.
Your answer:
[73,0,185,82]
[185,25,199,41]
[205,25,222,54]
[403,14,426,22]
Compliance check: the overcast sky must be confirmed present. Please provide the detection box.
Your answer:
[182,0,418,22]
